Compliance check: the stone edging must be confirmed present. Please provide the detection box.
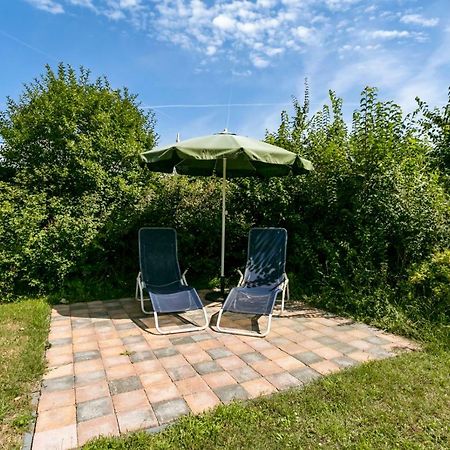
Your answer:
[22,388,41,450]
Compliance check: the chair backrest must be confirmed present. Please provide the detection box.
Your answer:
[244,228,287,288]
[138,228,182,287]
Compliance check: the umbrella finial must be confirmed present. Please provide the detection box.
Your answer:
[215,128,235,136]
[176,132,180,143]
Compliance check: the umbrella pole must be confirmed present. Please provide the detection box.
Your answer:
[221,158,227,296]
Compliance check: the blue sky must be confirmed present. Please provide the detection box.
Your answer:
[1,0,449,146]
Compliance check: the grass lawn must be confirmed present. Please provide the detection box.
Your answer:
[0,299,50,450]
[83,346,450,449]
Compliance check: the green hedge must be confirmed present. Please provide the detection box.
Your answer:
[0,64,156,299]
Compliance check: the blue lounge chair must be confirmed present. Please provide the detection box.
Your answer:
[216,228,289,337]
[135,227,208,334]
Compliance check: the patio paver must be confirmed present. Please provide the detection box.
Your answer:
[32,296,418,449]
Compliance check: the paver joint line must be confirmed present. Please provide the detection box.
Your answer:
[30,298,417,450]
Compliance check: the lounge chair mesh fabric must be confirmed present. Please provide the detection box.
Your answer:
[222,228,287,315]
[139,228,203,313]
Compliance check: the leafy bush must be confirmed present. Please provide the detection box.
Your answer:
[137,175,250,279]
[0,183,47,296]
[416,87,450,189]
[405,250,450,322]
[228,87,450,327]
[0,64,156,299]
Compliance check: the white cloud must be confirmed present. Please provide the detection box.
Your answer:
[324,0,361,11]
[251,54,270,68]
[370,29,428,42]
[146,1,323,67]
[372,30,411,39]
[26,0,64,14]
[104,9,125,20]
[293,25,313,41]
[231,69,252,77]
[257,0,276,7]
[21,0,356,67]
[311,14,327,24]
[212,14,236,31]
[400,14,439,28]
[236,22,259,35]
[119,0,140,8]
[265,47,284,56]
[22,0,442,72]
[68,0,95,7]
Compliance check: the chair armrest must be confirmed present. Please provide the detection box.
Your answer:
[280,273,289,288]
[182,269,189,285]
[237,269,244,287]
[136,272,145,288]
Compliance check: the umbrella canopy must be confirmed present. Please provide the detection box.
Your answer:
[140,130,313,177]
[140,130,313,295]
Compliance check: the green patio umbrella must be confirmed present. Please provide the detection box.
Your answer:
[140,130,313,294]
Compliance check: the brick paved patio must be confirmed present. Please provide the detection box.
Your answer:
[32,296,417,449]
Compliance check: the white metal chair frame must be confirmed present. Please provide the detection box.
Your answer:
[135,269,209,335]
[216,269,290,338]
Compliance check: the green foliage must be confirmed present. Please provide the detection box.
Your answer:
[416,87,450,188]
[0,183,47,296]
[405,249,450,323]
[0,64,156,298]
[138,175,249,277]
[251,87,450,327]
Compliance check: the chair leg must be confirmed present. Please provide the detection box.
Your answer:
[139,283,153,315]
[280,278,290,314]
[135,272,142,302]
[153,308,209,335]
[216,309,273,338]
